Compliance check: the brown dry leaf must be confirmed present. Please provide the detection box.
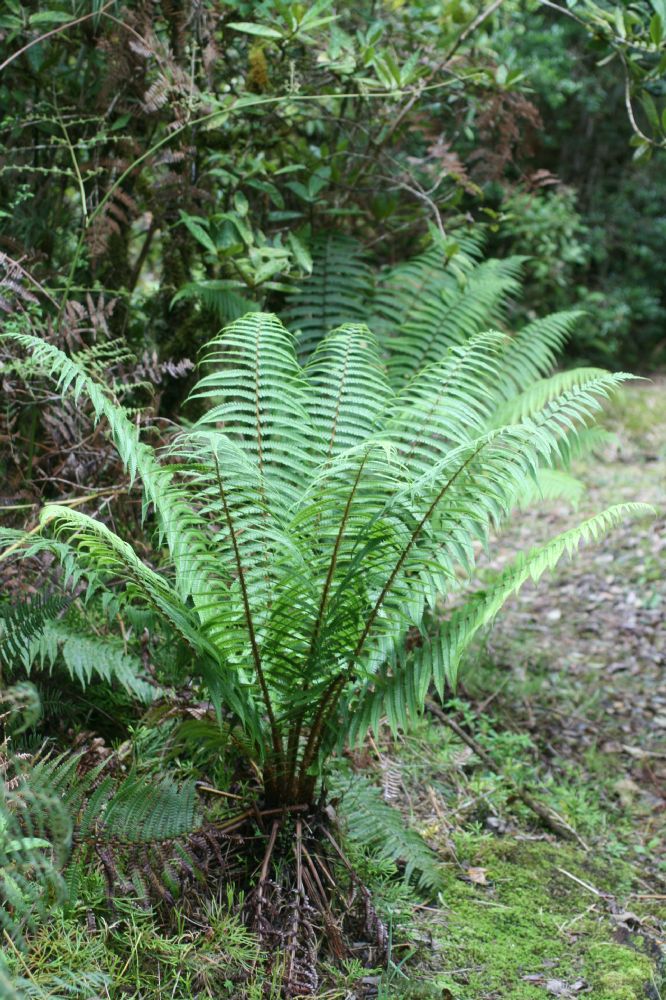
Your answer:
[614,777,641,807]
[465,866,489,885]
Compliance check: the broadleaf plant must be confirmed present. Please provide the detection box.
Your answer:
[1,306,652,808]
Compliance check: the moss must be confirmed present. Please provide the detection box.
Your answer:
[585,942,655,1000]
[404,836,659,1000]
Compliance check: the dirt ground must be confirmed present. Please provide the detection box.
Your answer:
[475,378,665,853]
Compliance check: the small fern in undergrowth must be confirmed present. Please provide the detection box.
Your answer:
[1,685,70,952]
[0,595,161,705]
[330,766,442,892]
[1,309,652,812]
[0,596,68,674]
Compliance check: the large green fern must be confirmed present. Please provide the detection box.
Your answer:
[1,309,652,808]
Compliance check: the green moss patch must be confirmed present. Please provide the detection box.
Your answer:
[410,838,659,1000]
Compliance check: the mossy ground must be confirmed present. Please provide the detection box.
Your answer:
[402,836,661,1000]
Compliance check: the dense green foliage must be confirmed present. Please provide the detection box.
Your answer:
[0,0,664,373]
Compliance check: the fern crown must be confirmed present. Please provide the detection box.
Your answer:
[1,243,652,804]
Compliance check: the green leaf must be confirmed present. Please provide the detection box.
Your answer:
[178,213,218,255]
[640,92,659,129]
[614,5,626,38]
[649,0,666,26]
[29,10,75,24]
[252,258,286,283]
[286,232,313,273]
[233,190,249,217]
[650,12,664,44]
[227,21,283,40]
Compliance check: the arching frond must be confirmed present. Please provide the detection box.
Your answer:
[492,365,608,425]
[370,233,486,337]
[33,506,258,732]
[494,310,583,399]
[438,501,652,689]
[351,502,653,737]
[0,333,222,607]
[382,330,508,478]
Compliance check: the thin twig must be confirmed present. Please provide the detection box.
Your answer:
[196,783,243,800]
[555,867,602,897]
[426,700,589,848]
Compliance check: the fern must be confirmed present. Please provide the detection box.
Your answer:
[377,253,525,386]
[27,624,160,703]
[282,234,373,360]
[171,279,259,322]
[349,503,648,737]
[0,596,67,671]
[1,686,70,951]
[330,766,443,892]
[1,308,652,810]
[0,594,159,702]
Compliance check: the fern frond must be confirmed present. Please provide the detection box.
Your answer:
[171,279,258,321]
[91,772,199,843]
[282,235,373,359]
[189,312,316,505]
[353,501,652,735]
[374,252,524,385]
[383,330,507,478]
[38,505,203,649]
[28,624,160,703]
[494,311,583,399]
[1,687,70,951]
[436,501,653,690]
[371,238,483,337]
[331,767,443,892]
[305,323,392,460]
[34,504,261,730]
[0,333,222,606]
[492,366,609,425]
[0,596,67,669]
